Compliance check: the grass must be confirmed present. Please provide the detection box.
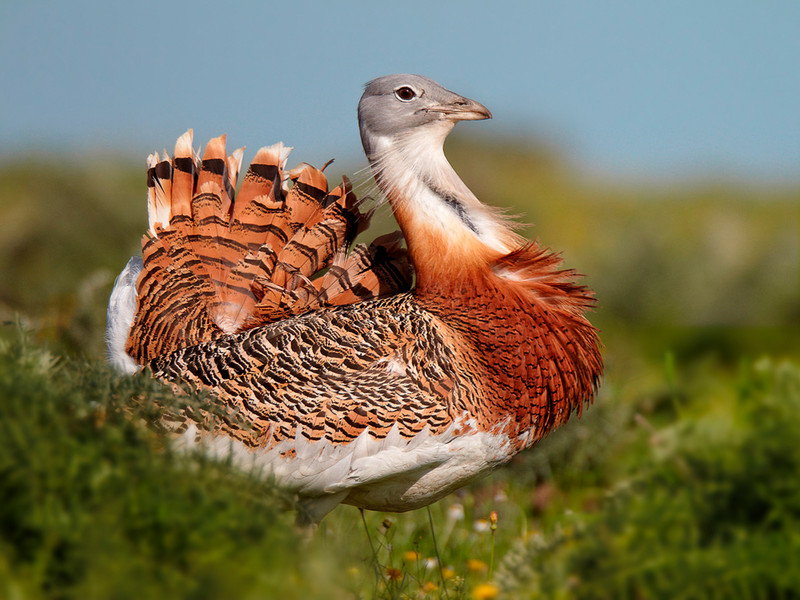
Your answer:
[0,139,798,598]
[0,333,307,599]
[495,358,800,599]
[5,329,798,599]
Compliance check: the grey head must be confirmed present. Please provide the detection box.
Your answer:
[358,74,491,158]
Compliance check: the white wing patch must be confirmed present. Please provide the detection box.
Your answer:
[106,256,143,374]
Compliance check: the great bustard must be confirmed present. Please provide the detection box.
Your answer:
[107,74,602,522]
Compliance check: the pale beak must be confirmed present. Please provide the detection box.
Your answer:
[425,96,492,121]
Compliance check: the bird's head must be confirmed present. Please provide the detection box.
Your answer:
[358,74,491,159]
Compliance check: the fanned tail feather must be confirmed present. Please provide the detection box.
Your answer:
[126,131,411,365]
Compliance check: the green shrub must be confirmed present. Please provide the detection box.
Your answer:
[0,333,316,599]
[497,359,800,599]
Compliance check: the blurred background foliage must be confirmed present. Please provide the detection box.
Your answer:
[0,137,798,598]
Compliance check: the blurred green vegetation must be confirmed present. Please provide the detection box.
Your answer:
[0,159,144,357]
[0,139,798,598]
[496,358,800,599]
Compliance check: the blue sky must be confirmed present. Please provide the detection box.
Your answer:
[1,1,798,181]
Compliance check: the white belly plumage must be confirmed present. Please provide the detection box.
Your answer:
[178,416,519,521]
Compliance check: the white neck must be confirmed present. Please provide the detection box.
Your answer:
[365,124,516,256]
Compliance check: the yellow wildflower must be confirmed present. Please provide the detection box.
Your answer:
[473,582,500,599]
[403,550,419,562]
[422,581,439,593]
[441,566,456,579]
[466,559,488,573]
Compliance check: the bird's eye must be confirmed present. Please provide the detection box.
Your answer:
[394,86,417,102]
